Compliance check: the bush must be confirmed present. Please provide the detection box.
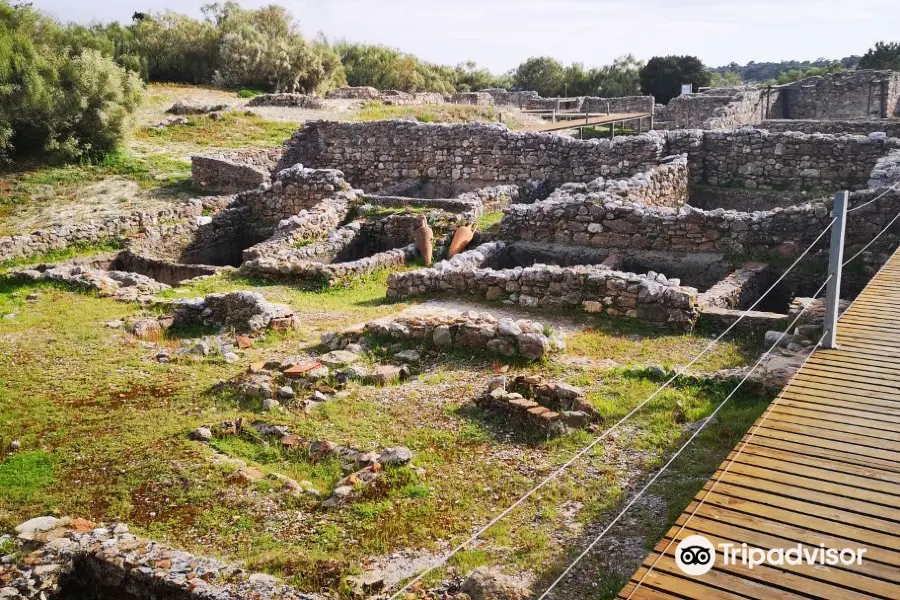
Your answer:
[0,3,144,163]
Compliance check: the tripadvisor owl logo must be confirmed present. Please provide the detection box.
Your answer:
[675,535,716,576]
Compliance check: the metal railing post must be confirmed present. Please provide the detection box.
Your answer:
[823,191,849,349]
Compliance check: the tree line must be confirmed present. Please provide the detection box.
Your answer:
[3,0,900,167]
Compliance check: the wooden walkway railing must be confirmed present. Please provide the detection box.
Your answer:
[617,246,900,600]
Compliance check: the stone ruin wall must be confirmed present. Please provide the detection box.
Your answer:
[246,93,326,109]
[552,155,689,209]
[700,128,899,190]
[779,70,900,119]
[582,96,655,114]
[499,185,900,258]
[191,148,282,193]
[656,88,778,130]
[481,89,540,107]
[761,119,900,137]
[278,120,667,197]
[657,71,900,130]
[235,164,359,225]
[0,197,232,265]
[386,241,700,327]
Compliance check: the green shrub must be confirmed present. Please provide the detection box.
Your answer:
[0,3,144,163]
[237,88,264,98]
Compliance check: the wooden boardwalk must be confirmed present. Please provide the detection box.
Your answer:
[532,112,650,133]
[617,247,900,600]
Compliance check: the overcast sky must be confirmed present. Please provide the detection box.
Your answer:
[30,0,900,72]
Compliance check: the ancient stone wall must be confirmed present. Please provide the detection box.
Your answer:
[386,241,699,327]
[499,186,900,257]
[658,88,779,130]
[868,148,900,188]
[326,86,381,100]
[236,165,359,224]
[278,120,667,197]
[246,93,326,109]
[191,148,282,193]
[0,197,230,265]
[701,128,899,190]
[449,92,494,105]
[545,156,688,210]
[778,70,900,119]
[481,89,540,107]
[761,119,900,137]
[582,96,655,114]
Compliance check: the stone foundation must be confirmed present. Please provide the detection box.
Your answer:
[386,242,700,328]
[191,148,282,193]
[246,93,326,109]
[167,291,298,333]
[1,518,319,600]
[476,375,599,436]
[337,311,564,360]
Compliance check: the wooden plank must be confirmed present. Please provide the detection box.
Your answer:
[619,247,900,599]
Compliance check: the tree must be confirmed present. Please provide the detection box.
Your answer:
[595,54,643,97]
[513,56,566,97]
[859,42,900,71]
[708,71,742,88]
[774,65,842,85]
[639,55,711,104]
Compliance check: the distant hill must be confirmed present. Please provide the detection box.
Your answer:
[712,57,861,82]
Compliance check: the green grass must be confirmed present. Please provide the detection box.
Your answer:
[355,102,534,129]
[0,239,125,272]
[565,315,757,372]
[237,88,266,98]
[475,210,504,233]
[135,112,296,149]
[0,451,56,504]
[0,152,192,210]
[0,254,771,597]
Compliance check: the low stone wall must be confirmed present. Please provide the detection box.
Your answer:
[0,198,230,265]
[246,93,326,109]
[386,242,700,327]
[499,185,900,257]
[326,86,380,100]
[278,120,667,197]
[191,148,282,193]
[761,119,900,137]
[481,89,540,107]
[2,517,315,600]
[868,148,900,189]
[110,250,220,286]
[697,262,770,309]
[448,92,493,105]
[236,164,359,225]
[168,291,298,332]
[351,311,563,360]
